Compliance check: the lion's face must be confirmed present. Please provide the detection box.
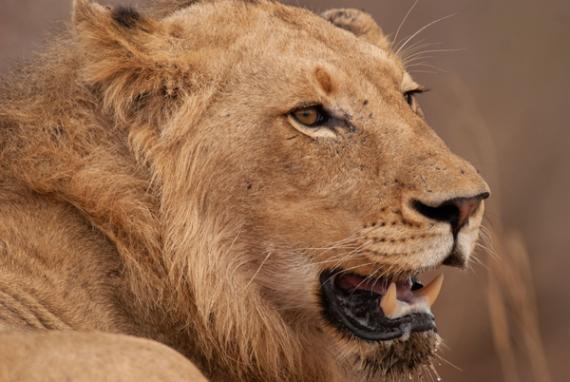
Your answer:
[75,1,490,380]
[171,3,488,377]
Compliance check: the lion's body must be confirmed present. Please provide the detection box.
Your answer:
[0,1,489,381]
[0,331,207,382]
[0,41,211,380]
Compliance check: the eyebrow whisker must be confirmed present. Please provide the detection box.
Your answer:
[395,13,457,57]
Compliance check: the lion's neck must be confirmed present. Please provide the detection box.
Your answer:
[0,46,348,382]
[0,48,174,335]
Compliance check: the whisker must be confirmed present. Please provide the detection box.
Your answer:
[349,267,383,297]
[288,254,362,270]
[270,239,359,253]
[400,41,444,63]
[403,48,463,65]
[475,240,499,260]
[392,0,420,48]
[395,13,457,56]
[470,253,490,271]
[407,69,440,74]
[245,250,273,289]
[320,262,376,287]
[435,353,463,371]
[405,63,446,73]
[278,239,371,272]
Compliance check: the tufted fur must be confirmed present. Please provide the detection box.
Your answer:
[0,1,489,381]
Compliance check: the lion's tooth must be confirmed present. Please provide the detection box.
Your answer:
[414,274,444,307]
[380,282,398,317]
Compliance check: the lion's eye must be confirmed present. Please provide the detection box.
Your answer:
[287,104,337,138]
[291,106,329,127]
[404,91,415,107]
[403,88,425,110]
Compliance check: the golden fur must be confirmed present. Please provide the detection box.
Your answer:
[0,1,489,381]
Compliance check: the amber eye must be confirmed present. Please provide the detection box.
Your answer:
[291,105,329,127]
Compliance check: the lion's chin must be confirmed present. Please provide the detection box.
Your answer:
[348,331,441,379]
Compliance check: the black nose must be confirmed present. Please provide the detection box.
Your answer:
[412,192,489,234]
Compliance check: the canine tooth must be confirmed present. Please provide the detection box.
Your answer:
[380,282,398,317]
[415,274,444,307]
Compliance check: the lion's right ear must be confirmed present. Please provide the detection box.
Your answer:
[321,8,391,51]
[72,0,187,122]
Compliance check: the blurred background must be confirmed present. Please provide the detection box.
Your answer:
[1,0,568,381]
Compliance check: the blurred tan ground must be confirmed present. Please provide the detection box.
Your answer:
[1,0,569,381]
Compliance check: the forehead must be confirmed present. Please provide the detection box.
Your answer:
[168,1,406,85]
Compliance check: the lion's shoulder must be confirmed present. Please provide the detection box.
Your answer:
[0,331,208,381]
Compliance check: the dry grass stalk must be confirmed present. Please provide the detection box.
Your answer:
[485,224,551,382]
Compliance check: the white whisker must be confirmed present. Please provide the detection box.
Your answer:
[349,267,383,297]
[403,48,463,65]
[320,262,376,287]
[245,250,273,289]
[400,40,443,62]
[406,63,446,73]
[393,0,420,47]
[395,13,457,56]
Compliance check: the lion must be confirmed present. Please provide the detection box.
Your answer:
[0,0,490,381]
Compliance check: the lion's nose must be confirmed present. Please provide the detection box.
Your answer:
[411,192,489,235]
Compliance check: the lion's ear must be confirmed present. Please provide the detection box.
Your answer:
[72,0,163,81]
[321,8,391,51]
[72,0,186,122]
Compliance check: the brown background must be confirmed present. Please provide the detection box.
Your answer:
[1,0,568,381]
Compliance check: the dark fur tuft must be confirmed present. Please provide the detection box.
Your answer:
[112,6,140,29]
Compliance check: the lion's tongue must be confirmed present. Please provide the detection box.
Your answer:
[336,273,412,297]
[335,273,389,294]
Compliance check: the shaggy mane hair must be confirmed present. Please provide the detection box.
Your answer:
[0,1,310,380]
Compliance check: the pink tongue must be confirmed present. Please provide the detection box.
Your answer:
[336,274,388,294]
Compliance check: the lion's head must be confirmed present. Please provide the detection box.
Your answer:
[5,0,490,380]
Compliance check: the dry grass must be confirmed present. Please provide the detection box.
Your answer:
[484,223,551,382]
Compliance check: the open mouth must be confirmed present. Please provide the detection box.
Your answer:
[319,270,444,341]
